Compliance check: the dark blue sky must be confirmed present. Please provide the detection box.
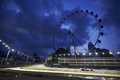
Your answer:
[0,0,120,57]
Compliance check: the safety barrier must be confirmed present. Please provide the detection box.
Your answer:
[0,57,34,67]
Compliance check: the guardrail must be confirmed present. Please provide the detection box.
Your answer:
[0,57,34,67]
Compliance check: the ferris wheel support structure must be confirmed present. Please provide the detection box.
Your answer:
[53,10,104,56]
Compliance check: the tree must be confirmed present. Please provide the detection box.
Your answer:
[33,53,40,63]
[55,48,70,55]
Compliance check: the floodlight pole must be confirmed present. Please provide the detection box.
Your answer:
[5,49,11,60]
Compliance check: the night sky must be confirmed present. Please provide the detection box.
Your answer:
[0,0,120,57]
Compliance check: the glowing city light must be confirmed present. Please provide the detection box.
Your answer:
[102,53,105,55]
[8,47,10,49]
[95,53,98,55]
[110,52,112,54]
[11,49,15,51]
[89,53,91,55]
[2,43,5,45]
[83,53,85,55]
[5,45,8,47]
[0,39,25,57]
[117,52,120,54]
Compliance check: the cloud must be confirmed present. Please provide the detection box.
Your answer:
[97,0,120,52]
[0,0,97,57]
[100,0,120,30]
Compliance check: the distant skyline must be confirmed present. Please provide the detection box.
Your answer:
[0,0,120,57]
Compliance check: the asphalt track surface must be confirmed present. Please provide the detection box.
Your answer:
[0,64,120,80]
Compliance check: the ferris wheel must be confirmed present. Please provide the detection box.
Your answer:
[53,10,104,54]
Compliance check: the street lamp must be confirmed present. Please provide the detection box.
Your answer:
[68,54,70,56]
[117,52,120,54]
[102,53,105,55]
[5,48,15,60]
[83,53,85,56]
[5,45,8,47]
[0,40,1,42]
[89,53,91,55]
[12,49,14,51]
[110,52,112,54]
[2,43,5,45]
[95,53,98,55]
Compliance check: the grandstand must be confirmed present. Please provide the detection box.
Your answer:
[57,57,120,69]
